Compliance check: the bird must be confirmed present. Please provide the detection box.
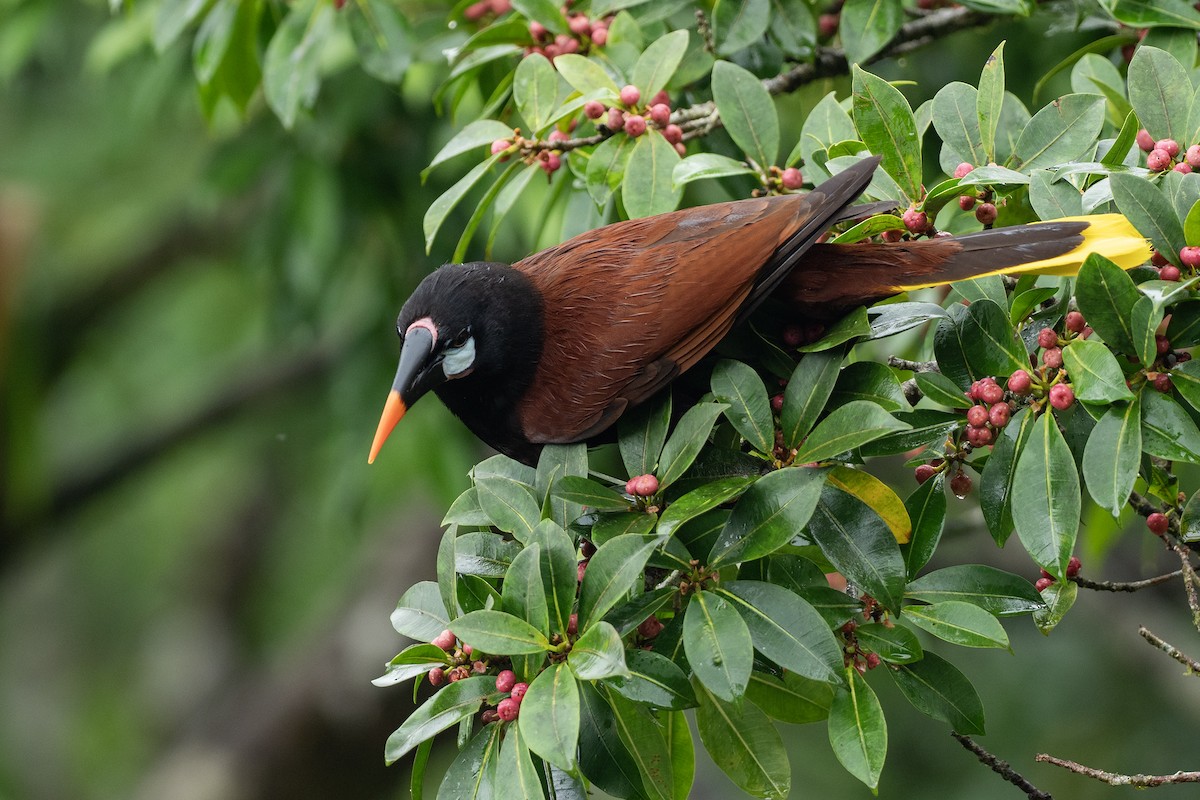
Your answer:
[368,155,1149,466]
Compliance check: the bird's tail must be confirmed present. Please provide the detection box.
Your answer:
[778,214,1150,315]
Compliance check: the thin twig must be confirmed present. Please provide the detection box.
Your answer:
[900,378,922,406]
[1035,754,1200,787]
[1138,626,1200,673]
[952,733,1052,800]
[1069,571,1182,593]
[887,356,939,373]
[1170,542,1200,632]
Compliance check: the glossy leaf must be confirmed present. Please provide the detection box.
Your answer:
[1132,295,1164,367]
[602,687,675,800]
[424,153,504,254]
[709,467,827,566]
[262,3,335,129]
[745,671,834,724]
[694,678,791,798]
[554,476,631,511]
[906,565,1044,616]
[856,622,923,665]
[552,53,620,96]
[436,725,502,800]
[1061,339,1135,403]
[672,153,756,188]
[496,724,545,800]
[606,649,697,710]
[808,484,906,614]
[579,533,660,629]
[385,675,493,763]
[840,0,903,65]
[915,372,973,410]
[902,474,947,579]
[828,667,887,790]
[829,361,909,412]
[977,42,1005,160]
[512,0,568,33]
[933,300,1028,388]
[1012,94,1105,172]
[656,477,755,540]
[793,400,911,464]
[781,349,843,448]
[619,394,671,478]
[1128,46,1191,141]
[630,29,690,98]
[712,0,770,56]
[867,302,950,341]
[1083,398,1142,517]
[1175,359,1200,410]
[349,0,412,84]
[797,306,872,352]
[711,359,774,453]
[827,467,912,544]
[721,580,844,684]
[502,543,550,635]
[684,590,753,701]
[852,65,921,200]
[579,682,645,798]
[1110,172,1186,265]
[904,601,1009,649]
[568,621,629,680]
[711,60,779,168]
[373,644,451,687]
[623,130,683,218]
[890,652,985,735]
[536,443,589,527]
[456,530,523,576]
[451,609,549,655]
[392,581,451,640]
[1075,254,1142,353]
[1011,411,1081,580]
[1141,387,1200,464]
[1033,578,1077,634]
[932,82,986,168]
[586,133,635,207]
[658,402,728,489]
[526,520,578,637]
[520,662,581,773]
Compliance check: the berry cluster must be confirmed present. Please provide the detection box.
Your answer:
[462,0,512,22]
[625,473,659,497]
[481,670,529,723]
[525,7,613,60]
[962,376,1010,448]
[1034,556,1081,592]
[1137,130,1200,175]
[839,619,883,675]
[490,124,579,176]
[584,86,686,155]
[427,630,487,686]
[953,163,998,225]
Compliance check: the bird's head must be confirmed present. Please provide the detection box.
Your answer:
[367,262,543,463]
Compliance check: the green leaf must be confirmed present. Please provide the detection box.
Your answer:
[658,402,728,490]
[710,468,827,566]
[932,82,986,169]
[856,622,923,665]
[569,621,630,680]
[859,409,961,457]
[915,372,972,410]
[1061,340,1135,403]
[867,302,951,340]
[192,0,239,85]
[155,0,211,52]
[1083,398,1142,517]
[1175,359,1200,410]
[586,133,635,207]
[579,682,647,799]
[592,511,657,545]
[502,544,550,635]
[1106,0,1200,28]
[262,3,335,129]
[672,153,756,188]
[694,678,791,798]
[424,154,504,254]
[721,580,844,684]
[906,565,1045,616]
[1167,300,1200,347]
[829,214,905,244]
[1141,386,1200,463]
[512,0,569,33]
[745,671,834,724]
[392,581,451,640]
[373,643,451,687]
[852,65,921,200]
[829,361,908,412]
[656,477,756,540]
[601,687,674,800]
[1012,411,1081,579]
[839,0,903,65]
[606,649,697,710]
[902,474,947,579]
[385,675,493,763]
[711,359,774,454]
[424,120,516,181]
[527,520,578,637]
[828,667,887,790]
[443,487,490,527]
[451,609,550,655]
[623,131,683,218]
[554,476,631,511]
[552,53,620,96]
[496,724,546,800]
[437,527,458,624]
[808,484,906,614]
[711,60,779,168]
[712,0,770,56]
[797,306,872,352]
[519,663,580,773]
[579,533,660,629]
[890,652,985,734]
[630,29,690,99]
[1030,168,1084,219]
[475,474,541,542]
[904,601,1010,649]
[1012,94,1105,173]
[800,92,858,180]
[1033,578,1077,634]
[1009,286,1061,325]
[978,42,1005,161]
[793,400,911,464]
[781,349,843,448]
[1132,295,1164,367]
[619,394,671,478]
[514,52,562,133]
[1128,46,1192,142]
[349,0,412,84]
[536,443,589,527]
[436,725,502,800]
[933,300,1029,388]
[1110,172,1187,264]
[1075,253,1142,353]
[684,590,753,701]
[1180,487,1200,542]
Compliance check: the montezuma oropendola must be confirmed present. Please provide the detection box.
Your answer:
[368,155,1149,466]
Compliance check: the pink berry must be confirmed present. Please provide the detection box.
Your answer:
[967,425,994,447]
[1037,328,1059,349]
[489,0,511,12]
[975,202,997,224]
[950,472,973,496]
[771,393,784,413]
[1156,334,1171,355]
[577,559,587,582]
[1049,383,1074,410]
[1147,149,1172,171]
[1187,145,1200,167]
[1008,370,1032,395]
[1065,311,1085,333]
[497,698,520,721]
[818,13,839,37]
[626,473,658,496]
[472,660,487,673]
[606,107,625,131]
[428,667,445,686]
[914,464,937,484]
[1180,247,1200,268]
[1147,512,1169,536]
[1175,162,1193,174]
[662,123,683,144]
[1066,556,1082,577]
[1035,577,1054,592]
[542,43,559,59]
[979,380,1004,405]
[882,229,903,243]
[590,27,607,45]
[548,129,568,145]
[491,139,510,156]
[1152,250,1168,267]
[958,194,976,211]
[649,103,670,126]
[953,162,974,179]
[967,404,989,426]
[781,167,803,190]
[1156,139,1180,158]
[620,84,640,107]
[989,403,1010,428]
[496,670,516,692]
[433,629,456,651]
[674,142,686,156]
[584,100,605,119]
[624,115,646,137]
[1043,347,1063,369]
[1136,128,1155,152]
[511,682,529,702]
[1162,265,1182,281]
[529,20,547,40]
[903,207,929,234]
[541,153,561,174]
[637,616,664,639]
[567,613,578,635]
[865,652,881,670]
[464,1,489,20]
[568,14,590,35]
[1154,374,1172,393]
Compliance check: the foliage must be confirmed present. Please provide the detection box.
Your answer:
[82,0,1200,797]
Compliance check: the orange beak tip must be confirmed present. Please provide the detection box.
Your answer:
[368,391,407,465]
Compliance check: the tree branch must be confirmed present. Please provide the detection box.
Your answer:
[1069,571,1182,593]
[1138,626,1200,673]
[1034,754,1200,787]
[952,733,1052,800]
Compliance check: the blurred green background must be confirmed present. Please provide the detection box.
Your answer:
[1,3,1197,799]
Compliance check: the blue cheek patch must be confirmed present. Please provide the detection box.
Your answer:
[442,336,476,378]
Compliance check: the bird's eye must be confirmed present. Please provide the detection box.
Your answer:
[448,329,470,348]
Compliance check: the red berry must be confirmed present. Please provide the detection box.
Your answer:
[541,153,561,174]
[1187,145,1200,167]
[605,107,624,130]
[481,709,499,724]
[491,139,511,156]
[1161,265,1182,281]
[511,682,529,702]
[1180,247,1200,268]
[577,559,588,582]
[637,616,664,639]
[979,379,1004,405]
[428,667,445,686]
[1175,162,1193,174]
[1136,128,1155,152]
[914,464,937,484]
[529,21,548,40]
[619,84,640,107]
[568,14,590,35]
[624,115,647,137]
[662,124,683,144]
[1147,149,1172,171]
[1035,577,1054,592]
[567,613,578,635]
[967,404,989,426]
[464,1,489,20]
[958,194,976,211]
[649,90,670,108]
[1156,334,1171,355]
[1156,139,1180,158]
[548,129,568,145]
[902,207,929,234]
[1008,370,1032,395]
[1037,328,1059,349]
[1043,346,1063,369]
[541,44,559,59]
[771,393,784,413]
[781,167,803,190]
[433,629,456,651]
[954,162,974,179]
[590,27,607,45]
[1154,374,1172,393]
[580,538,596,558]
[1152,250,1168,267]
[967,426,994,447]
[781,324,804,347]
[1147,512,1170,536]
[1065,311,1086,333]
[882,229,903,243]
[626,473,659,497]
[496,670,517,692]
[865,652,881,670]
[1066,556,1082,578]
[975,202,997,224]
[497,698,520,721]
[584,100,605,119]
[489,0,511,12]
[1049,383,1074,410]
[950,472,973,496]
[649,103,670,126]
[989,403,1010,428]
[818,13,839,37]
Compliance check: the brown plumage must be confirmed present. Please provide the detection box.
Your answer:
[368,156,1148,465]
